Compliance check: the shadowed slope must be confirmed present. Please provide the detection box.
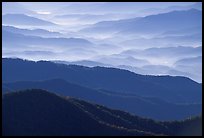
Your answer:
[2,89,153,136]
[2,79,201,121]
[2,89,201,136]
[2,58,202,104]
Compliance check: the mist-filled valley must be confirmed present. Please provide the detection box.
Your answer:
[2,2,202,82]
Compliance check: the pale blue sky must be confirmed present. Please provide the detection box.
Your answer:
[19,2,195,11]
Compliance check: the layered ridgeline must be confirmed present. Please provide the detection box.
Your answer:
[2,14,57,26]
[2,58,202,121]
[2,89,202,136]
[2,79,201,121]
[2,58,201,104]
[80,9,202,35]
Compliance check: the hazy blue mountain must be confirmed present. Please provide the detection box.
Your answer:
[144,46,202,57]
[51,58,202,82]
[119,9,202,35]
[167,69,200,83]
[174,56,202,66]
[141,65,171,74]
[53,13,139,26]
[117,46,202,82]
[172,56,202,82]
[189,2,202,10]
[164,2,202,12]
[55,13,108,19]
[120,46,202,58]
[3,26,64,37]
[3,79,201,121]
[139,2,202,16]
[2,14,56,26]
[52,60,111,67]
[2,2,34,15]
[2,29,96,61]
[94,55,150,67]
[80,9,202,35]
[2,58,202,104]
[2,89,202,136]
[80,17,141,34]
[116,64,201,83]
[54,2,197,16]
[2,30,93,48]
[160,26,201,37]
[116,65,147,74]
[119,35,201,49]
[153,33,201,44]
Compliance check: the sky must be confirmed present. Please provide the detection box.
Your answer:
[18,2,194,11]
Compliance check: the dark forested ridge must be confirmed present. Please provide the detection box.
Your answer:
[2,79,201,121]
[2,58,202,104]
[2,89,202,136]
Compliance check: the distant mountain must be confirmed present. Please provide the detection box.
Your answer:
[3,79,201,121]
[2,2,34,15]
[139,2,202,16]
[160,26,201,37]
[117,65,147,74]
[2,29,95,61]
[144,46,201,58]
[52,60,201,82]
[52,60,111,67]
[141,65,171,74]
[118,9,202,35]
[173,56,202,82]
[2,89,202,136]
[3,26,64,37]
[55,2,201,16]
[81,9,202,35]
[2,58,202,104]
[94,55,150,67]
[174,56,202,66]
[2,14,56,26]
[53,13,139,25]
[120,46,202,59]
[119,34,201,49]
[167,69,200,83]
[113,46,202,82]
[2,30,93,48]
[164,2,202,12]
[80,17,141,34]
[116,64,201,83]
[154,33,201,44]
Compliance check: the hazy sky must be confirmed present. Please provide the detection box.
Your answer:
[3,2,197,15]
[18,2,195,11]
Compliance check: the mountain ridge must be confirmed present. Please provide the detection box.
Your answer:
[2,58,201,104]
[80,9,201,35]
[3,14,57,26]
[2,78,201,121]
[2,89,202,136]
